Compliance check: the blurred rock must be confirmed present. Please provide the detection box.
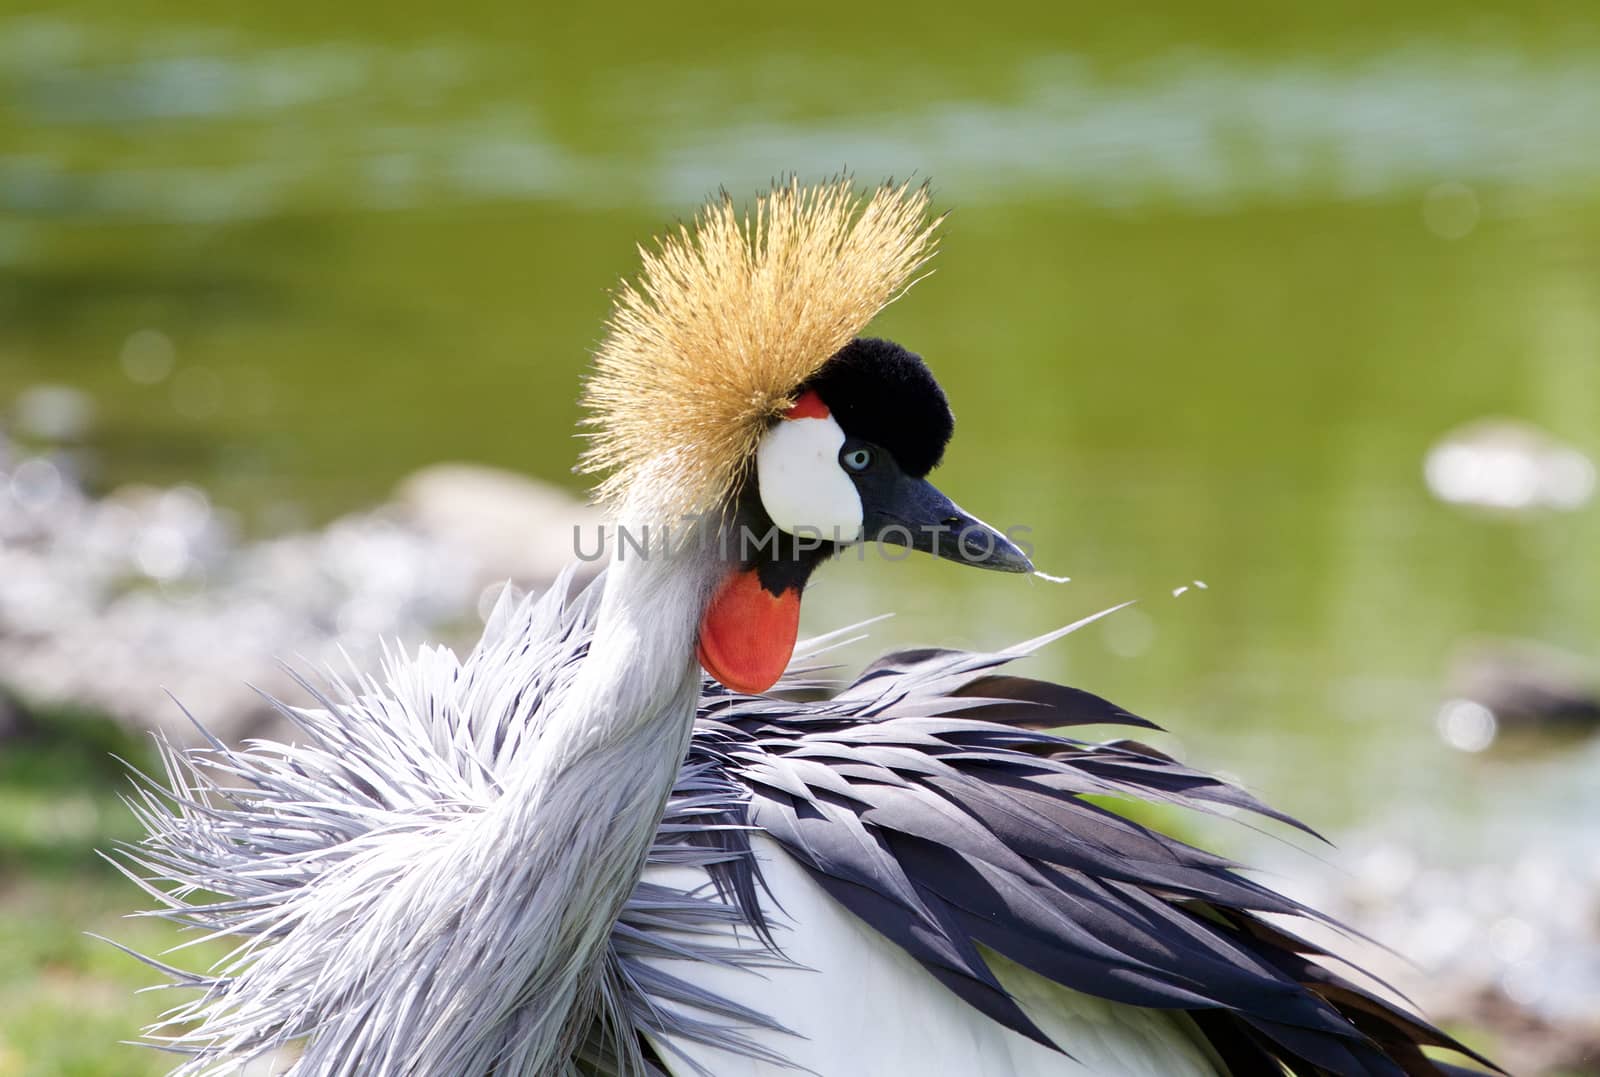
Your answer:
[1454,986,1600,1077]
[395,462,602,587]
[13,383,94,442]
[1269,834,1600,1077]
[0,441,582,743]
[1448,637,1600,737]
[1424,418,1595,514]
[0,687,34,741]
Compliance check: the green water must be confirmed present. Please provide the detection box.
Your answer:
[4,3,1600,855]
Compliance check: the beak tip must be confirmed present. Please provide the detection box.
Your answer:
[877,480,1035,574]
[957,530,1034,574]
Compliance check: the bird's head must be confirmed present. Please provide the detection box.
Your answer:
[581,178,1031,694]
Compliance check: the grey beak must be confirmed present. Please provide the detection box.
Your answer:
[865,477,1034,573]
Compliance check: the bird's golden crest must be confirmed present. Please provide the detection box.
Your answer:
[579,177,941,521]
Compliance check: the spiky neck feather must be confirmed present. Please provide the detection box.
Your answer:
[439,535,723,1069]
[535,539,718,760]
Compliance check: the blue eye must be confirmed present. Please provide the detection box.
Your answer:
[841,447,873,472]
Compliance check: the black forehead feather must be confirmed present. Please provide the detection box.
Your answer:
[802,338,953,477]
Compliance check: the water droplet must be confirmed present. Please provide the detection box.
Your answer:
[171,366,222,418]
[120,329,177,384]
[159,485,213,537]
[1488,915,1538,964]
[1500,963,1547,1007]
[1422,182,1480,239]
[1435,697,1497,752]
[10,456,62,511]
[135,525,191,581]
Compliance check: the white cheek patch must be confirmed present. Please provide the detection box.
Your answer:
[756,414,864,541]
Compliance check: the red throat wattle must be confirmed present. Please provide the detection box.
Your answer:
[696,568,801,694]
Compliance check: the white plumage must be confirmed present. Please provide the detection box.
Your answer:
[643,835,1223,1077]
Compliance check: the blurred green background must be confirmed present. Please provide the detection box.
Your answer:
[3,2,1599,1073]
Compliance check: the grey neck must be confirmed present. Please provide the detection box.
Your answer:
[442,529,720,1070]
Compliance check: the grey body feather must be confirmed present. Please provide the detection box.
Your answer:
[124,559,735,1075]
[120,569,1495,1076]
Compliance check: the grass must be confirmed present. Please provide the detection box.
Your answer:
[0,703,229,1077]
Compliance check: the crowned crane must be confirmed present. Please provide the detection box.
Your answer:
[120,179,1497,1077]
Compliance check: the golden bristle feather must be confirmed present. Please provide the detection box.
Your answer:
[579,177,942,520]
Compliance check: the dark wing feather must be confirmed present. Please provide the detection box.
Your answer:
[692,642,1500,1077]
